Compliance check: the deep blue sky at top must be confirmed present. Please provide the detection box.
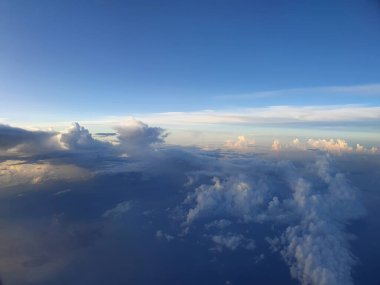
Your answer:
[1,0,380,119]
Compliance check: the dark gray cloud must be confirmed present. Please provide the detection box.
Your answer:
[0,124,58,155]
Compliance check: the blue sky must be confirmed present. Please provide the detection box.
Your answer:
[1,0,380,114]
[1,0,380,145]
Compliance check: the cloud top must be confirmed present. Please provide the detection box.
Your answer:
[114,118,167,154]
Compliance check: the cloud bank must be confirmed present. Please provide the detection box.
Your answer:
[0,119,375,285]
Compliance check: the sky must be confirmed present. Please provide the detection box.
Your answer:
[1,2,380,285]
[1,0,380,130]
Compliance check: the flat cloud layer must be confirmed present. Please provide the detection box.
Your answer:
[137,105,380,125]
[0,120,378,285]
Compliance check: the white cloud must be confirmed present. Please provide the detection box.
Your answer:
[306,139,379,154]
[114,118,167,154]
[225,136,255,149]
[278,155,365,285]
[102,201,132,218]
[185,176,270,224]
[0,120,168,158]
[307,139,353,154]
[270,138,379,155]
[59,123,109,151]
[211,233,255,252]
[182,153,365,285]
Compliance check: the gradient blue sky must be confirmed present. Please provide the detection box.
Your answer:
[1,0,380,143]
[1,1,380,110]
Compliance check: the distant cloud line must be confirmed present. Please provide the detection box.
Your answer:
[216,83,380,99]
[130,105,380,126]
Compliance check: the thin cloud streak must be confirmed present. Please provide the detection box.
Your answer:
[137,105,380,126]
[216,83,380,99]
[5,105,380,131]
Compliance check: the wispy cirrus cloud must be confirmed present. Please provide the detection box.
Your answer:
[136,105,380,126]
[216,83,380,99]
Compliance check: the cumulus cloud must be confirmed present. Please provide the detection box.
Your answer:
[211,233,255,252]
[225,136,255,149]
[271,139,282,151]
[307,139,353,154]
[0,122,113,159]
[1,119,168,159]
[307,139,379,154]
[0,120,172,182]
[181,153,365,285]
[276,156,365,285]
[270,138,379,155]
[114,118,168,154]
[184,176,270,224]
[0,120,373,285]
[59,123,110,151]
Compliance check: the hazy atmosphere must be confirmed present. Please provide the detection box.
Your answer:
[1,1,380,284]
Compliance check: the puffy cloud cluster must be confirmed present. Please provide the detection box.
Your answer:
[59,123,110,151]
[225,136,255,149]
[115,118,167,155]
[0,118,167,159]
[307,138,353,154]
[271,138,379,155]
[182,154,365,285]
[184,176,270,224]
[0,119,168,191]
[276,156,365,285]
[315,139,379,154]
[0,120,375,285]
